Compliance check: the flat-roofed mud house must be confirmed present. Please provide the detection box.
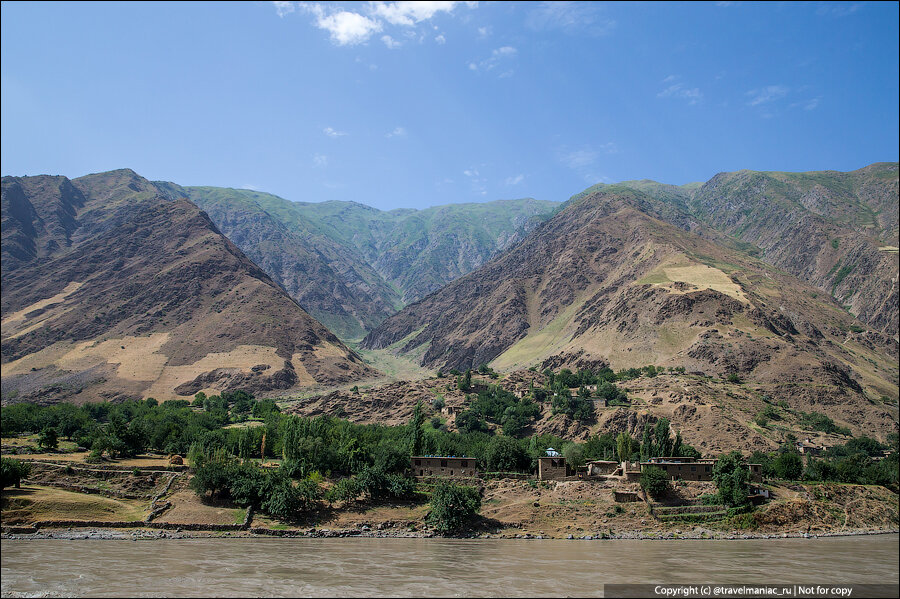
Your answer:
[411,456,476,477]
[537,448,572,480]
[641,457,762,482]
[585,460,619,476]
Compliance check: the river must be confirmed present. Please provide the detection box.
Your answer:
[2,534,898,597]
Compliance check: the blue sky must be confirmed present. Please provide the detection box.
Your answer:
[2,1,898,210]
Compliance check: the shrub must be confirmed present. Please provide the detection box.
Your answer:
[325,477,362,504]
[798,411,851,436]
[426,481,481,534]
[698,493,720,505]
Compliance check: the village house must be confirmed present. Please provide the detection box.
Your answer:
[537,448,572,480]
[440,405,460,417]
[585,460,619,477]
[795,438,823,456]
[411,456,476,477]
[641,457,763,482]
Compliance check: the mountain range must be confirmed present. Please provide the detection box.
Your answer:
[2,164,897,432]
[178,186,557,339]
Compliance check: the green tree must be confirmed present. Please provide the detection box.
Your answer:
[38,427,59,451]
[713,452,750,507]
[485,436,527,472]
[1,458,32,489]
[426,481,481,534]
[409,401,424,456]
[616,432,635,463]
[773,452,803,480]
[640,466,670,499]
[653,418,674,457]
[562,443,585,470]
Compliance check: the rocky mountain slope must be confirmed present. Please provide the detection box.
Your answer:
[165,185,402,340]
[182,187,558,337]
[682,163,898,338]
[563,165,899,340]
[362,185,898,436]
[1,170,375,404]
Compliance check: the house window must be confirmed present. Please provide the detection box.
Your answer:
[705,466,710,472]
[441,459,447,467]
[461,460,468,468]
[415,459,421,466]
[690,466,696,472]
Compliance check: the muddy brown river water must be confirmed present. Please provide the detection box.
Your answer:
[2,535,898,597]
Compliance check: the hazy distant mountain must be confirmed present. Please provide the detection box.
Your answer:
[362,185,898,437]
[166,185,403,340]
[1,169,375,404]
[183,185,558,338]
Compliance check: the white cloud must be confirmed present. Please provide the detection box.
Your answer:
[560,148,599,170]
[791,96,822,111]
[463,167,488,195]
[435,34,446,44]
[525,1,616,36]
[313,153,328,168]
[323,126,347,138]
[381,35,402,49]
[746,85,789,106]
[657,76,703,105]
[801,97,820,110]
[557,143,617,173]
[301,3,383,46]
[470,46,517,75]
[370,1,476,26]
[386,126,408,138]
[294,1,476,47]
[816,2,863,17]
[477,26,491,38]
[272,1,296,18]
[505,174,524,186]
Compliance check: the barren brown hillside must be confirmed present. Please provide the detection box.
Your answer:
[1,170,376,403]
[362,186,898,436]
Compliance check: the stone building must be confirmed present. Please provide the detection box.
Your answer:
[411,456,476,477]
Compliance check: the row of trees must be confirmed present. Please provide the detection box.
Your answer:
[750,435,898,487]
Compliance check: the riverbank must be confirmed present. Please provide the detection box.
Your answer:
[3,458,898,541]
[3,524,898,542]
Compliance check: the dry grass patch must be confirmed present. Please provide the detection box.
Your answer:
[1,485,149,524]
[637,261,748,302]
[154,489,245,526]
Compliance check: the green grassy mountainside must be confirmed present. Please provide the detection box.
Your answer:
[162,185,403,340]
[181,186,558,338]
